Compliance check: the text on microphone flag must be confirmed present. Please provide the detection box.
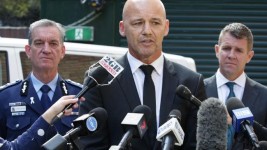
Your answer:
[156,118,184,146]
[98,55,124,77]
[232,107,254,133]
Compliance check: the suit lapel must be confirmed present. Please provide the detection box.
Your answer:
[242,77,258,107]
[52,76,63,104]
[159,58,178,125]
[116,55,141,111]
[205,75,218,98]
[24,79,45,115]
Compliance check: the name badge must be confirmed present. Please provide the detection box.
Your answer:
[9,102,26,106]
[11,106,26,112]
[12,112,25,116]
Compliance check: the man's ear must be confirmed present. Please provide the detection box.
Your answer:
[215,44,220,59]
[25,45,31,59]
[119,21,126,37]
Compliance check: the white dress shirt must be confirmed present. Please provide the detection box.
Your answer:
[127,52,164,128]
[215,69,246,103]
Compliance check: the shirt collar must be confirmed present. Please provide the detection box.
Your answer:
[31,72,59,92]
[216,69,246,88]
[127,52,164,76]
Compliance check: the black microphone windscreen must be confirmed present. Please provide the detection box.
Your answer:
[197,97,228,150]
[133,105,152,124]
[175,84,191,100]
[84,65,110,85]
[253,121,267,141]
[258,141,267,150]
[169,109,181,121]
[89,107,108,126]
[226,97,245,118]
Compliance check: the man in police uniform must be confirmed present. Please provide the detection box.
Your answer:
[0,19,82,141]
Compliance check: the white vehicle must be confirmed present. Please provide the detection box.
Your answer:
[0,37,196,86]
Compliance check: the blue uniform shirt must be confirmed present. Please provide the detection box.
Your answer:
[0,74,82,141]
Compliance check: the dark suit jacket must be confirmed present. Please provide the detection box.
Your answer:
[204,75,267,149]
[78,54,206,150]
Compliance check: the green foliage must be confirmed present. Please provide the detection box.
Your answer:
[0,0,40,18]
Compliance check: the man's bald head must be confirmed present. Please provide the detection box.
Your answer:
[122,0,166,20]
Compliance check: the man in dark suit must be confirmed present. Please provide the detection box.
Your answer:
[204,23,267,150]
[78,0,206,149]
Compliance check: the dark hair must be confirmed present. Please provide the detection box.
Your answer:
[218,23,253,51]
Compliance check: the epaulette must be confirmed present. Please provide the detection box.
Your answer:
[65,79,83,88]
[0,80,22,92]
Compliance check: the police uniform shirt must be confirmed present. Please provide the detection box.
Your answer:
[0,73,82,141]
[31,73,58,101]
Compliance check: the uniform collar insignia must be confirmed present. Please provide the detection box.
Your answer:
[60,81,68,95]
[20,80,29,96]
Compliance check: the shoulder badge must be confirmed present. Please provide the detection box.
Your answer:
[65,79,83,88]
[0,80,22,92]
[60,79,82,96]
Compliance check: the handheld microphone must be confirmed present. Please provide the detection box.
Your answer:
[109,105,152,150]
[226,97,260,148]
[156,109,184,150]
[196,97,228,150]
[176,84,201,107]
[52,55,123,124]
[42,107,108,150]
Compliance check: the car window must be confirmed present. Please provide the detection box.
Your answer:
[0,51,8,86]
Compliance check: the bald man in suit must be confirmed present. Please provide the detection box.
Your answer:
[78,0,206,149]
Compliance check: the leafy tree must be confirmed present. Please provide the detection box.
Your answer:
[0,0,40,26]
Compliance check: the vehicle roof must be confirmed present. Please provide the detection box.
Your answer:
[0,37,196,71]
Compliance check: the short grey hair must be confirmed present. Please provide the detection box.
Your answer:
[28,19,65,45]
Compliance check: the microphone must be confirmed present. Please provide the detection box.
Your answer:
[42,107,108,150]
[109,105,152,150]
[253,121,267,141]
[226,97,260,148]
[176,84,201,107]
[156,109,184,150]
[52,55,124,124]
[197,97,228,150]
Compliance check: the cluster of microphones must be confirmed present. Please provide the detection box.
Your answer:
[41,55,267,150]
[177,84,267,150]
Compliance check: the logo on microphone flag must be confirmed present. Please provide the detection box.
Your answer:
[99,55,124,77]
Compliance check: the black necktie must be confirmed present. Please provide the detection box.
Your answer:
[40,85,52,110]
[140,65,156,147]
[226,82,236,101]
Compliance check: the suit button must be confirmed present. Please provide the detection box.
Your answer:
[16,124,19,128]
